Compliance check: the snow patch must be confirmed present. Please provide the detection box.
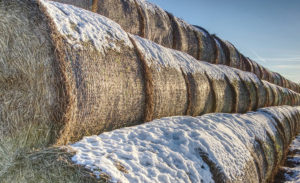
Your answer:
[40,0,133,54]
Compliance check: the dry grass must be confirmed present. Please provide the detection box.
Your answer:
[0,146,104,183]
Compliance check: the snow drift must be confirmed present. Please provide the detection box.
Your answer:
[51,0,300,93]
[70,106,300,183]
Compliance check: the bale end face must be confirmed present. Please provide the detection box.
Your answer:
[0,0,64,163]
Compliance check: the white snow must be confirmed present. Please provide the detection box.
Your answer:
[130,34,226,80]
[40,0,133,54]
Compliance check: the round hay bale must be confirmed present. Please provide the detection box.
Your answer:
[239,113,278,181]
[135,0,173,47]
[172,52,215,116]
[193,26,217,63]
[95,0,142,36]
[217,65,250,113]
[130,35,188,121]
[167,14,200,60]
[243,56,254,73]
[258,107,292,149]
[224,41,241,69]
[268,83,280,107]
[235,70,258,111]
[251,75,267,108]
[250,60,262,79]
[1,0,147,148]
[262,81,275,107]
[204,65,234,113]
[211,35,228,65]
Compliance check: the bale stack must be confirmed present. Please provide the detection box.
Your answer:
[2,0,300,153]
[51,0,300,93]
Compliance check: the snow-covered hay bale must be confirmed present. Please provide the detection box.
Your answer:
[234,69,258,111]
[130,35,188,121]
[250,60,262,79]
[65,106,300,183]
[251,75,267,108]
[217,65,250,113]
[263,81,275,107]
[193,26,217,63]
[212,35,228,65]
[224,41,241,69]
[95,0,142,36]
[136,1,173,48]
[0,0,147,152]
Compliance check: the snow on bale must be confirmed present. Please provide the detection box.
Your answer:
[211,35,228,65]
[50,0,300,94]
[65,106,300,183]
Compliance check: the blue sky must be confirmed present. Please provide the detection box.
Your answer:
[148,0,300,83]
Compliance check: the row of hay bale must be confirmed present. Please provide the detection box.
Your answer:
[67,106,300,183]
[1,0,300,155]
[51,0,300,93]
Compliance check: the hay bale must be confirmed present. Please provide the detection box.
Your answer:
[211,35,228,65]
[130,35,188,121]
[192,26,217,63]
[204,65,234,113]
[224,41,241,69]
[95,0,142,36]
[249,60,262,79]
[217,65,250,113]
[262,81,275,107]
[1,0,147,149]
[235,70,258,111]
[135,0,173,48]
[251,75,267,108]
[167,14,200,60]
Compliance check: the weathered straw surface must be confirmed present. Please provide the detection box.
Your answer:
[130,35,188,121]
[224,41,241,69]
[95,0,142,36]
[136,1,173,48]
[217,65,250,113]
[263,80,275,106]
[167,14,200,60]
[193,26,217,63]
[211,35,228,65]
[234,69,258,111]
